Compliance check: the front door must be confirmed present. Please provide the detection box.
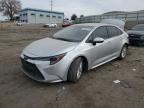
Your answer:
[85,26,112,68]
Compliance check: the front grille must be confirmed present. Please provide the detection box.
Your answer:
[21,58,45,80]
[129,34,141,39]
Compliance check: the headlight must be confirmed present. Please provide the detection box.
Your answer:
[36,53,66,65]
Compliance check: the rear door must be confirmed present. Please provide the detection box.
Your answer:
[106,26,123,57]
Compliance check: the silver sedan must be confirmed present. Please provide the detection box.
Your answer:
[20,21,129,83]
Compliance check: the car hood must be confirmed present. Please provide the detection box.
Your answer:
[22,38,78,57]
[127,30,144,35]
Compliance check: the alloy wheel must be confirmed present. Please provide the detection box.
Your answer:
[121,46,127,58]
[77,62,83,79]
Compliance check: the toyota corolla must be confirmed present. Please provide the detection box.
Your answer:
[20,20,129,83]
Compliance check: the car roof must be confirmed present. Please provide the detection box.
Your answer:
[73,23,119,28]
[74,19,125,30]
[74,23,107,27]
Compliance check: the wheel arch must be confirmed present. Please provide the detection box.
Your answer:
[125,43,129,48]
[66,55,89,77]
[121,38,129,50]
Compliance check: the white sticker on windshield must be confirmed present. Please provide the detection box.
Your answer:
[81,28,92,31]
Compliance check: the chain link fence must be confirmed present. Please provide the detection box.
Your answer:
[75,10,144,29]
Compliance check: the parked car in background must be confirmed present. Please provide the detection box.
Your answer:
[62,20,73,27]
[16,21,27,26]
[43,23,57,28]
[16,22,23,26]
[20,19,129,83]
[127,24,144,45]
[62,22,71,27]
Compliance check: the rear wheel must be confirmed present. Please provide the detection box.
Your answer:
[67,57,83,83]
[118,45,128,59]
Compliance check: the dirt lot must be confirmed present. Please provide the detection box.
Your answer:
[0,24,144,108]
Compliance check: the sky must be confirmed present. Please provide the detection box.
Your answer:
[1,0,144,20]
[20,0,144,18]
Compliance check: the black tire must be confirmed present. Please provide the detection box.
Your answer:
[67,57,83,83]
[118,45,128,60]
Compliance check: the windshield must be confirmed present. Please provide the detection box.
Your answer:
[53,25,93,42]
[132,25,144,31]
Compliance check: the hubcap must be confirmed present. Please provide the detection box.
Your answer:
[121,47,127,58]
[77,62,83,79]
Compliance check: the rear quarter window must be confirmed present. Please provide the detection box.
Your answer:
[116,28,123,35]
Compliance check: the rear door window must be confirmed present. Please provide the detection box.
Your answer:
[107,26,123,38]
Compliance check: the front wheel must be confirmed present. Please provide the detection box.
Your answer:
[67,58,83,83]
[118,45,128,60]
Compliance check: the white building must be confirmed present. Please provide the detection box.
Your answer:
[19,8,64,24]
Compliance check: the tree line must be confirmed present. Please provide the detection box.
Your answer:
[0,0,21,21]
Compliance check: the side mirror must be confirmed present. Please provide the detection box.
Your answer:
[93,37,104,45]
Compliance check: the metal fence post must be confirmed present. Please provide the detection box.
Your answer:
[137,12,139,24]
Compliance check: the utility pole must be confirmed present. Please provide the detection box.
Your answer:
[51,0,53,12]
[49,0,53,23]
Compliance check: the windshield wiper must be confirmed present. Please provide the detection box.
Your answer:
[53,37,75,42]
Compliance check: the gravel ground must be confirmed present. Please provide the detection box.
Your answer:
[0,25,144,108]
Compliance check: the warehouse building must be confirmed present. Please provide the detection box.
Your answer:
[19,8,64,24]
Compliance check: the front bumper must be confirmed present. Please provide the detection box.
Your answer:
[20,56,68,83]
